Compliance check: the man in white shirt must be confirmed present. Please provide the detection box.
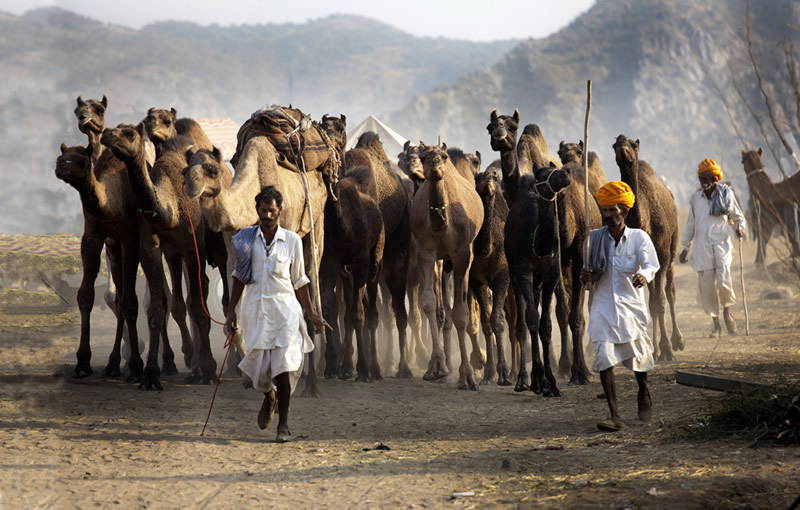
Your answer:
[225,186,327,443]
[581,181,660,432]
[679,158,746,336]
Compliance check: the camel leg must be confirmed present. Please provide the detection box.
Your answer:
[384,258,412,379]
[338,269,356,380]
[119,241,143,382]
[568,262,591,385]
[183,250,215,384]
[73,235,106,379]
[406,259,428,369]
[320,253,341,379]
[666,259,684,351]
[474,284,496,386]
[378,286,396,373]
[538,276,561,397]
[555,279,572,378]
[651,269,673,362]
[511,272,533,392]
[138,245,167,391]
[467,289,486,372]
[489,273,511,387]
[161,257,187,376]
[350,262,371,383]
[101,241,126,378]
[365,276,382,381]
[504,288,520,380]
[440,268,454,374]
[452,253,478,391]
[421,251,448,381]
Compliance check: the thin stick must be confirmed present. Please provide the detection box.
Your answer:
[739,237,750,335]
[583,79,592,291]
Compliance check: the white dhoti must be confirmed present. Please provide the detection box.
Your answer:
[238,337,306,394]
[696,267,736,318]
[592,337,654,373]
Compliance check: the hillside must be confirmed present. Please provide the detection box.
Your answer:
[0,7,516,233]
[388,0,800,203]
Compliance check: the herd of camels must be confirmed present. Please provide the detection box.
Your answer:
[56,96,800,397]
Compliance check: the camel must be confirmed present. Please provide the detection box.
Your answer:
[54,143,146,381]
[319,122,417,379]
[557,140,608,196]
[411,142,484,390]
[534,163,601,385]
[469,169,512,386]
[143,107,213,158]
[74,96,107,165]
[486,109,523,200]
[182,106,336,397]
[741,148,800,266]
[447,147,481,184]
[319,165,385,382]
[517,124,561,174]
[102,124,216,389]
[613,135,683,360]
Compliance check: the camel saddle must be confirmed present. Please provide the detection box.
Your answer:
[231,105,339,180]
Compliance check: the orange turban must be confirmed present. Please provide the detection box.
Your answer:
[698,158,722,181]
[597,181,635,209]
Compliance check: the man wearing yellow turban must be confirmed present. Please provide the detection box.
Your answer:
[581,181,660,432]
[680,158,746,336]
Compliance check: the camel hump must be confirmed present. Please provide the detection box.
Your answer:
[176,118,213,151]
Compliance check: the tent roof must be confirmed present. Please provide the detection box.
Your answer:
[196,118,240,162]
[346,115,408,155]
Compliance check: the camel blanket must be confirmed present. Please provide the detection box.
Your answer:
[230,106,338,180]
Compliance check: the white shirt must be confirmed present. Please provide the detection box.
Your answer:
[588,227,660,345]
[234,226,312,351]
[681,189,746,272]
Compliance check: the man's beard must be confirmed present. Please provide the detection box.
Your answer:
[602,216,622,228]
[701,182,713,190]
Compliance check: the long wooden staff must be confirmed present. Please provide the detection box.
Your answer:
[583,80,593,290]
[738,236,750,335]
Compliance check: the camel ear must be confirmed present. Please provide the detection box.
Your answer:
[441,142,448,151]
[136,123,146,137]
[490,109,498,122]
[60,143,68,153]
[559,140,565,149]
[101,95,108,108]
[633,139,640,151]
[183,145,195,162]
[340,114,346,125]
[475,151,481,165]
[404,140,410,151]
[579,140,584,150]
[148,107,156,114]
[212,146,223,163]
[76,96,84,107]
[513,108,520,123]
[170,108,177,118]
[419,141,426,149]
[322,114,329,122]
[741,149,747,158]
[758,146,763,156]
[549,161,557,168]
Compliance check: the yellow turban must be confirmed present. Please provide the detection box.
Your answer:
[597,181,635,209]
[698,158,722,181]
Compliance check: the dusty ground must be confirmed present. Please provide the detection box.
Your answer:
[1,239,799,509]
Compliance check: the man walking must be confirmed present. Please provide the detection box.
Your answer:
[581,181,660,432]
[225,186,327,443]
[679,158,746,336]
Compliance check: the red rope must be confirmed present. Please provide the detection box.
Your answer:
[183,199,237,435]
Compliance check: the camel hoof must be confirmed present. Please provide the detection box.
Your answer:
[423,369,449,382]
[299,384,321,398]
[395,364,413,379]
[162,362,179,376]
[514,381,530,392]
[355,371,373,383]
[497,374,513,387]
[101,364,121,378]
[480,374,496,386]
[671,334,685,351]
[470,351,487,371]
[182,353,193,370]
[139,367,162,391]
[544,387,563,398]
[568,373,590,386]
[72,364,93,379]
[657,351,675,362]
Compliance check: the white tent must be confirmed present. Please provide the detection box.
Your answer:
[346,115,408,160]
[196,118,240,162]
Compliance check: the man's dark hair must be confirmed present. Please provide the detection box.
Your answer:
[255,185,283,207]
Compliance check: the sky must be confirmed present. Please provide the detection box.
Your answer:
[0,0,596,42]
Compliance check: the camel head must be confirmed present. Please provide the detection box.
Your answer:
[74,95,107,136]
[558,140,583,165]
[398,140,425,187]
[613,135,639,169]
[419,142,451,182]
[319,114,347,153]
[55,143,92,187]
[741,147,764,174]
[183,146,230,199]
[474,169,501,257]
[533,162,571,201]
[487,108,520,152]
[144,107,178,144]
[101,123,145,162]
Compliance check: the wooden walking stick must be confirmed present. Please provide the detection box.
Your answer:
[738,236,750,335]
[583,79,593,290]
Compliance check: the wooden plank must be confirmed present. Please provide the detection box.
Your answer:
[675,371,771,393]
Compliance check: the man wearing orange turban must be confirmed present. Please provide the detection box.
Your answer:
[680,159,746,336]
[581,181,660,432]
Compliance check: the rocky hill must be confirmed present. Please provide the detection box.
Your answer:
[388,0,800,204]
[0,7,516,233]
